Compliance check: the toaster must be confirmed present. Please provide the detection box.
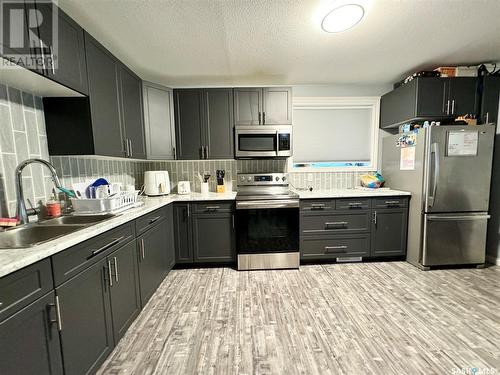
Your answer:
[144,171,171,196]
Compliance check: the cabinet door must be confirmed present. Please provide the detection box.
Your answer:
[137,221,168,306]
[174,203,193,263]
[262,87,292,125]
[380,80,417,129]
[0,292,63,375]
[56,259,114,375]
[481,76,500,124]
[448,77,478,116]
[143,83,176,159]
[107,241,141,343]
[234,88,262,125]
[85,33,124,157]
[192,212,235,263]
[36,4,88,94]
[371,209,408,256]
[416,77,448,117]
[120,66,146,159]
[204,88,234,159]
[164,204,176,270]
[174,89,204,159]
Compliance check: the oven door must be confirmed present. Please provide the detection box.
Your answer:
[235,129,278,158]
[235,200,299,254]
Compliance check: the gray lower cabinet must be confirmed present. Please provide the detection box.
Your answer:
[371,208,408,256]
[56,258,114,375]
[0,291,64,375]
[300,197,409,261]
[192,209,235,263]
[107,241,141,342]
[174,202,235,264]
[137,219,169,306]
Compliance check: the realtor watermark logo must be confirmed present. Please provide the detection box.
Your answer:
[452,367,497,375]
[0,0,58,70]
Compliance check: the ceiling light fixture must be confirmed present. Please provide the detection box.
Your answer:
[321,3,365,33]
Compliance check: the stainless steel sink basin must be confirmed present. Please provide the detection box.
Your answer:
[40,214,115,226]
[0,224,86,249]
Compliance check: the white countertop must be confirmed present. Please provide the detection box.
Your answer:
[0,192,236,278]
[296,187,411,199]
[0,188,411,278]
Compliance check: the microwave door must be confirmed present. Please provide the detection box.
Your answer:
[236,130,278,157]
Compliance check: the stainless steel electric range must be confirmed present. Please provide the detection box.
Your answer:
[235,173,300,270]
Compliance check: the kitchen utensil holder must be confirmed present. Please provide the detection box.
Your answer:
[200,182,209,195]
[70,190,139,214]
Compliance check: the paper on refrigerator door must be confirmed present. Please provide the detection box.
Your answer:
[400,146,415,170]
[447,131,478,156]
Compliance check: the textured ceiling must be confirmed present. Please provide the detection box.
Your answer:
[58,0,500,87]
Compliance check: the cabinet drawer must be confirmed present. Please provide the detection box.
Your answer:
[135,207,166,235]
[300,199,335,212]
[373,197,408,208]
[301,212,370,234]
[301,234,370,260]
[193,202,233,214]
[336,198,370,210]
[52,222,135,286]
[0,259,53,321]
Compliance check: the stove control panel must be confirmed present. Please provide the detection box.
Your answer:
[238,173,289,186]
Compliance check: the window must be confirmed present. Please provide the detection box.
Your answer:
[289,97,380,172]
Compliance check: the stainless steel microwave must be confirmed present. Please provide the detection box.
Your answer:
[235,126,292,158]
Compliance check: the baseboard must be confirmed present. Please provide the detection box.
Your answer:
[486,255,500,266]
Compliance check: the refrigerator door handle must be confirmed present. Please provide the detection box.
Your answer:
[427,214,491,221]
[428,142,440,207]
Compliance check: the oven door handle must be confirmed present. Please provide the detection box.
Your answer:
[236,199,299,210]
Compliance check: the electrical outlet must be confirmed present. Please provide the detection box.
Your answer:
[307,173,313,182]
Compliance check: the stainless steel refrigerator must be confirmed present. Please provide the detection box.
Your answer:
[381,124,495,269]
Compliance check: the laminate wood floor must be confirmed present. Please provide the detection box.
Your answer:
[97,262,500,375]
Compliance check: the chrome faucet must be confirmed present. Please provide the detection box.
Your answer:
[15,158,63,225]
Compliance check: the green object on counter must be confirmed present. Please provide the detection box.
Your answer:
[58,187,76,198]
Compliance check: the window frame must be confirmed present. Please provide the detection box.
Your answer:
[289,96,380,172]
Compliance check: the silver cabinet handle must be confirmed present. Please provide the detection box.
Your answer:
[325,245,348,253]
[446,100,450,115]
[55,296,63,331]
[262,112,266,124]
[50,46,55,75]
[205,145,209,159]
[128,139,133,158]
[200,145,205,159]
[325,221,348,227]
[232,214,235,229]
[373,211,377,225]
[427,214,491,221]
[348,202,363,206]
[187,205,190,217]
[91,236,125,257]
[205,206,220,210]
[39,39,46,72]
[148,216,162,224]
[173,147,176,160]
[451,99,455,115]
[113,257,118,283]
[311,204,325,210]
[107,259,113,287]
[485,112,489,124]
[258,112,262,124]
[385,200,400,205]
[141,238,145,259]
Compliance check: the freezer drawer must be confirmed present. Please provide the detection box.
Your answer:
[422,213,489,266]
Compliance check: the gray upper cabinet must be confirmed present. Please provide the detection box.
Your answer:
[204,88,234,159]
[380,77,478,129]
[143,82,176,159]
[234,87,292,126]
[234,88,262,125]
[174,89,205,160]
[174,88,234,159]
[262,87,293,125]
[85,33,124,157]
[119,66,146,159]
[35,3,88,94]
[480,76,500,124]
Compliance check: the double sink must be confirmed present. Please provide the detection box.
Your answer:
[0,214,115,249]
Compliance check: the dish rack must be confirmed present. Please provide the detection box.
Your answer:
[70,191,140,214]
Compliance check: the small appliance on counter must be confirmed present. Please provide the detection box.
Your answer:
[144,171,171,196]
[177,181,191,195]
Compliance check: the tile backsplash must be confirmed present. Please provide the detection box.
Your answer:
[0,83,367,218]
